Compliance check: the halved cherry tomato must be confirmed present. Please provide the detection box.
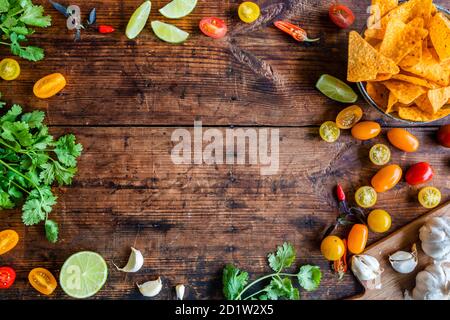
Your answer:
[199,17,228,39]
[0,267,16,289]
[437,124,450,148]
[238,1,260,23]
[367,209,391,233]
[369,144,391,166]
[405,162,434,186]
[329,3,355,29]
[355,186,377,208]
[418,187,441,209]
[336,105,363,129]
[28,268,57,295]
[347,224,368,254]
[371,164,402,193]
[0,230,19,256]
[321,235,345,261]
[0,58,20,81]
[351,121,381,140]
[33,73,67,99]
[320,121,340,142]
[387,128,419,152]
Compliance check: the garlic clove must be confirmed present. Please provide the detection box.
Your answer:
[137,277,163,297]
[175,284,185,300]
[389,245,418,274]
[351,255,382,281]
[114,247,144,273]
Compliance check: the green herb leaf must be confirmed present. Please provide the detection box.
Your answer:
[22,197,45,225]
[0,0,9,13]
[54,134,83,167]
[1,104,22,123]
[45,219,58,243]
[222,264,249,300]
[19,4,51,27]
[268,242,296,272]
[21,110,45,128]
[297,265,322,292]
[265,277,299,300]
[0,190,15,209]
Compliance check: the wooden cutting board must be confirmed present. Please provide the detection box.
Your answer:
[349,201,450,300]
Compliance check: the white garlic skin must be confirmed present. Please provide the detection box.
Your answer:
[176,284,185,300]
[389,250,418,274]
[412,262,450,300]
[351,255,381,281]
[137,277,163,297]
[419,217,450,261]
[115,247,144,273]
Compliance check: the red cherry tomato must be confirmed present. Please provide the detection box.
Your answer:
[437,124,450,148]
[405,162,434,186]
[329,3,355,29]
[199,17,227,39]
[0,266,16,289]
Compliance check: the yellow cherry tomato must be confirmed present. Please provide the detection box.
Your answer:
[321,235,345,261]
[0,230,19,255]
[355,186,377,208]
[351,121,381,140]
[28,268,57,295]
[371,164,402,193]
[0,58,20,81]
[369,144,391,166]
[238,2,260,23]
[367,209,391,233]
[387,128,419,152]
[336,105,363,129]
[33,73,67,99]
[320,121,340,142]
[418,187,441,209]
[347,224,368,254]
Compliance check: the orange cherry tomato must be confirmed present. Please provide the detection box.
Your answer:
[33,73,67,99]
[321,235,345,261]
[347,224,368,254]
[387,128,419,152]
[336,105,363,129]
[0,230,19,256]
[371,164,402,193]
[28,268,57,295]
[351,121,381,140]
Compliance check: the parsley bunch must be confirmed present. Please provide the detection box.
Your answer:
[0,102,82,242]
[223,243,322,300]
[0,0,51,61]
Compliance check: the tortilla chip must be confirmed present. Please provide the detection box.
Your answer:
[348,31,399,82]
[368,0,399,29]
[429,13,450,62]
[398,105,450,121]
[380,18,428,64]
[367,82,390,107]
[415,86,450,114]
[383,79,427,104]
[391,73,437,89]
[431,4,437,16]
[386,92,399,113]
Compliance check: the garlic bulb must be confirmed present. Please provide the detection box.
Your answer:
[114,247,144,272]
[351,255,382,281]
[419,217,450,261]
[411,262,450,300]
[176,284,185,300]
[389,244,418,274]
[137,277,163,297]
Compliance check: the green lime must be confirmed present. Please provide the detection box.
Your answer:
[126,1,152,39]
[60,251,108,299]
[316,74,358,103]
[159,0,197,19]
[151,21,189,43]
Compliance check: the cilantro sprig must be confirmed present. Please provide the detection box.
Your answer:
[0,0,52,61]
[223,243,322,300]
[0,101,82,242]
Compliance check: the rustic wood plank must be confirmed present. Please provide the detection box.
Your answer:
[1,127,448,299]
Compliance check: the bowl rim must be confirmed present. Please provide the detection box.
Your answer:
[357,4,450,125]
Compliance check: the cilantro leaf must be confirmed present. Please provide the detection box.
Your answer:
[45,219,58,243]
[54,134,83,167]
[1,104,22,123]
[11,42,44,62]
[223,264,249,300]
[22,197,45,225]
[0,190,15,209]
[265,277,299,300]
[21,110,45,128]
[19,5,51,27]
[1,121,33,146]
[297,265,322,292]
[39,163,54,185]
[0,0,9,13]
[268,242,296,272]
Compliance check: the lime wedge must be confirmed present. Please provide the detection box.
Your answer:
[159,0,197,19]
[126,1,152,39]
[316,74,358,103]
[151,21,189,43]
[60,251,108,299]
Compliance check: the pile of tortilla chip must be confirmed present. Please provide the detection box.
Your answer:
[347,0,450,122]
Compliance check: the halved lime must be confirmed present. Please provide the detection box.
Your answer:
[60,251,108,299]
[316,74,358,103]
[151,21,189,43]
[126,1,152,39]
[159,0,197,19]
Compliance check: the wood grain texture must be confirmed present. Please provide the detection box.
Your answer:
[0,0,449,300]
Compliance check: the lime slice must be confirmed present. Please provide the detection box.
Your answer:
[126,1,152,39]
[60,251,108,299]
[316,74,358,103]
[151,21,189,43]
[159,0,197,19]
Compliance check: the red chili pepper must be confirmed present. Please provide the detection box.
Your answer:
[274,21,320,42]
[333,239,348,279]
[336,184,345,201]
[98,25,115,33]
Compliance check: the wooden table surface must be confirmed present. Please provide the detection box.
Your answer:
[1,0,449,300]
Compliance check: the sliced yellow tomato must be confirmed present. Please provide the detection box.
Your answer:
[0,58,20,81]
[28,268,57,295]
[369,144,391,166]
[0,230,19,255]
[336,105,363,129]
[418,187,441,209]
[238,1,260,23]
[355,186,377,208]
[320,121,340,143]
[33,73,67,99]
